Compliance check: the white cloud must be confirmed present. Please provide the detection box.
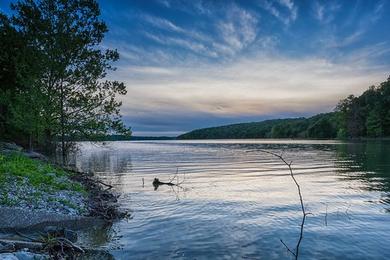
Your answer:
[278,0,297,21]
[111,51,389,120]
[259,0,298,25]
[142,14,185,33]
[143,32,218,58]
[322,30,364,48]
[138,4,259,59]
[313,1,341,24]
[217,5,258,54]
[314,1,386,50]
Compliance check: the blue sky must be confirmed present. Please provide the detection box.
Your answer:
[1,0,390,136]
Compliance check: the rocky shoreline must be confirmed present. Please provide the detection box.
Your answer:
[0,142,127,259]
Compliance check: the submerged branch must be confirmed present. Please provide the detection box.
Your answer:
[153,168,186,191]
[258,149,308,260]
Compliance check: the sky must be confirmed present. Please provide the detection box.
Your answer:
[1,0,390,136]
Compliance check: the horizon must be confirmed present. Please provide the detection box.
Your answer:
[1,0,389,136]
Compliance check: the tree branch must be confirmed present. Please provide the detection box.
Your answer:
[258,149,308,259]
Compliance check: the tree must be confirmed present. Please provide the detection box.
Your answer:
[383,110,390,136]
[366,110,383,137]
[10,0,131,162]
[336,94,366,138]
[0,12,42,147]
[307,117,335,139]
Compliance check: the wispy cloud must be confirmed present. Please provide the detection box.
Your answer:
[143,32,217,58]
[315,0,386,50]
[142,14,185,33]
[278,0,297,21]
[322,30,364,48]
[217,5,258,54]
[112,51,388,130]
[138,4,259,59]
[313,1,341,24]
[259,0,298,25]
[213,5,258,54]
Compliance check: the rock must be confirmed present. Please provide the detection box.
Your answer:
[0,142,23,153]
[0,207,103,231]
[0,253,18,260]
[0,242,14,253]
[0,251,47,260]
[23,152,47,161]
[14,251,47,260]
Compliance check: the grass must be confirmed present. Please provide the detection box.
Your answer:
[0,192,18,206]
[0,153,86,193]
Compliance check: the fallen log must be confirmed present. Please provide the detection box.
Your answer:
[0,239,43,251]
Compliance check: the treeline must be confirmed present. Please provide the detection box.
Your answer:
[336,77,390,138]
[0,0,130,161]
[72,135,175,141]
[178,77,390,140]
[178,113,340,139]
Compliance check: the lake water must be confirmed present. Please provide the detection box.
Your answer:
[70,140,390,259]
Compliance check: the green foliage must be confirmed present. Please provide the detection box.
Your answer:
[0,153,85,192]
[337,128,347,139]
[336,76,390,138]
[0,12,42,144]
[179,113,340,139]
[307,117,337,139]
[366,110,383,137]
[179,118,297,139]
[0,0,131,158]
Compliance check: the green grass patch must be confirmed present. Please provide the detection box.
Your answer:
[0,153,86,193]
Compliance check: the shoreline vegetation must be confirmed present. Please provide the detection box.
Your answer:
[178,77,390,140]
[1,0,131,256]
[0,142,127,259]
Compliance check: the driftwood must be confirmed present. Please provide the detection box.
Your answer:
[1,231,113,259]
[0,239,43,251]
[153,178,176,188]
[152,168,186,191]
[69,169,128,221]
[3,229,84,258]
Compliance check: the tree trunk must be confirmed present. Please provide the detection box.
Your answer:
[28,133,32,152]
[60,83,66,165]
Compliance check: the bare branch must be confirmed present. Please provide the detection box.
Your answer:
[258,149,308,259]
[280,239,297,257]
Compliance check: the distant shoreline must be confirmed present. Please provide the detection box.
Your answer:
[84,137,390,141]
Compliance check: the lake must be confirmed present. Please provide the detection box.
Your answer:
[70,140,390,259]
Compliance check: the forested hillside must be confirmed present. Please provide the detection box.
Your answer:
[179,77,390,140]
[178,113,340,139]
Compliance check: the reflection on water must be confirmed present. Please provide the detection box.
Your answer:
[335,141,390,211]
[74,140,390,259]
[68,143,133,174]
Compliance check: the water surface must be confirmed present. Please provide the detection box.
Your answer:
[71,140,390,259]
